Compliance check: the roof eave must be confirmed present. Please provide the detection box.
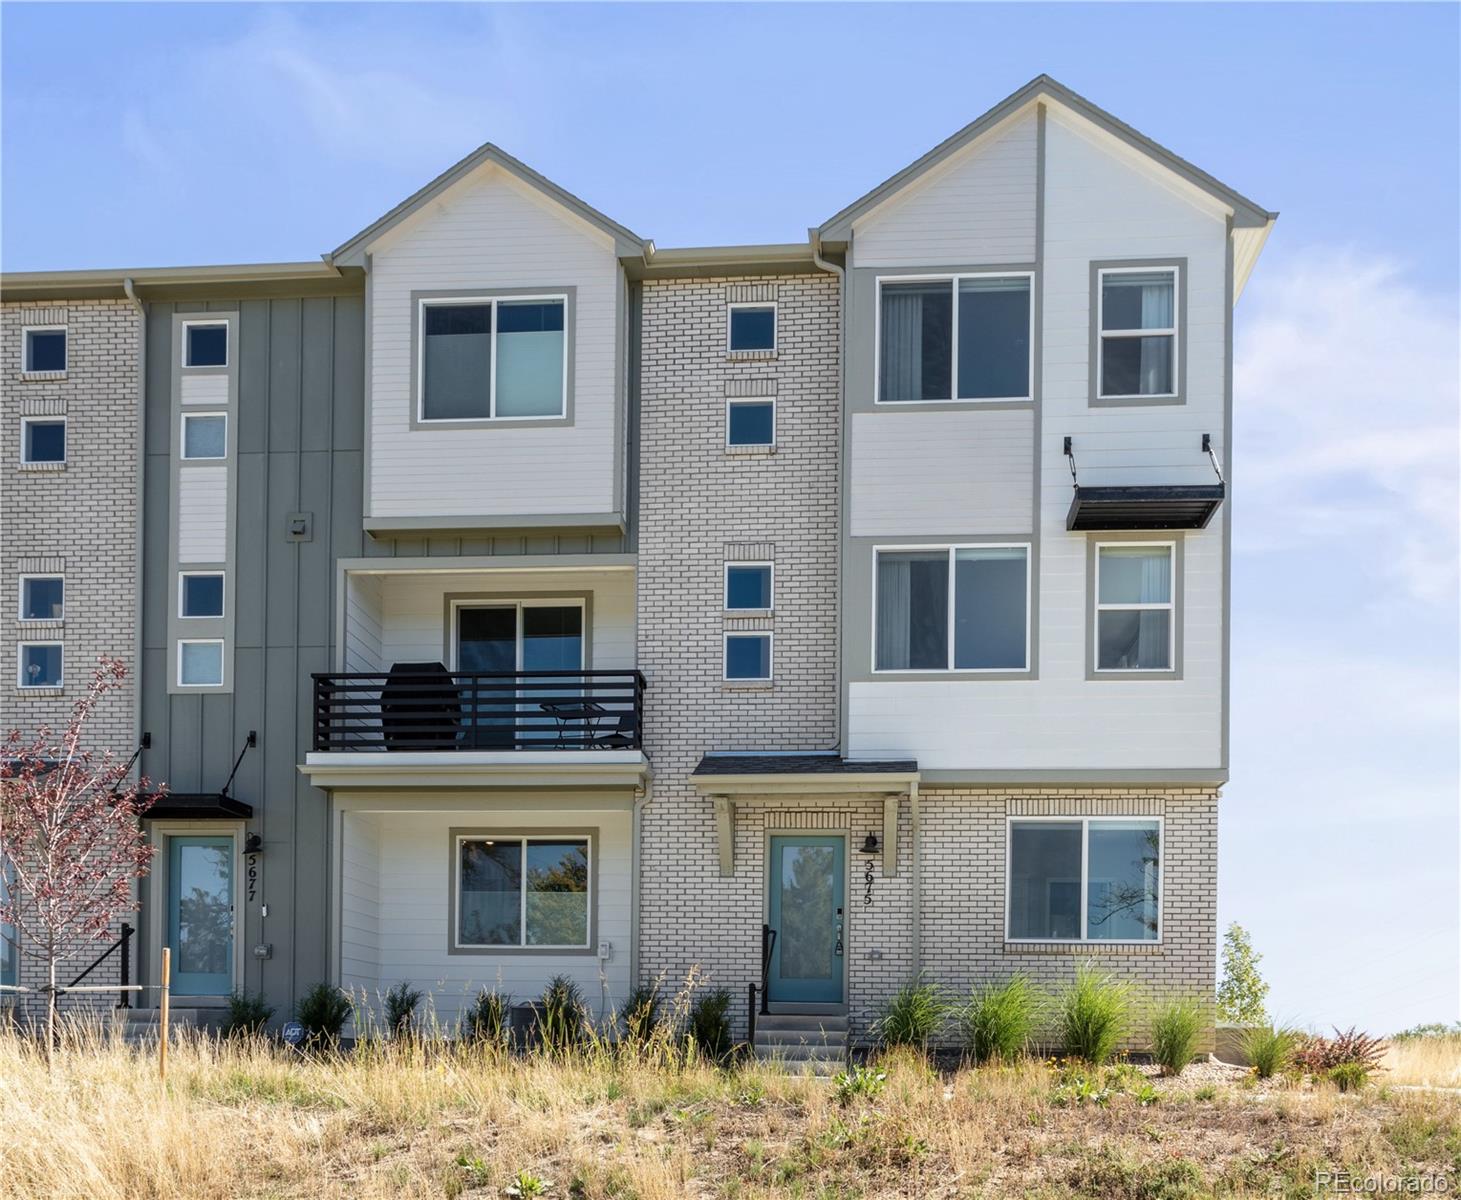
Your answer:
[0,261,360,302]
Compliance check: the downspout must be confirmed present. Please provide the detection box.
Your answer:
[909,781,921,979]
[122,278,147,983]
[630,777,652,993]
[809,233,845,752]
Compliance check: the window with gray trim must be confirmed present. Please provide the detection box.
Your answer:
[1094,543,1175,672]
[875,545,1029,671]
[455,835,590,948]
[1097,267,1178,398]
[420,296,566,421]
[879,274,1031,402]
[1007,818,1161,942]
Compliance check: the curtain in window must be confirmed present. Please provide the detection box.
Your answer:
[1135,551,1169,667]
[875,552,948,669]
[880,282,951,402]
[1137,276,1174,394]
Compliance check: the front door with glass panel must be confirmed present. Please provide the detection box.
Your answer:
[166,836,235,996]
[455,603,584,746]
[767,835,845,1005]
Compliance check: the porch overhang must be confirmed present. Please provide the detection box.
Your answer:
[141,792,254,821]
[1066,484,1225,531]
[298,749,650,791]
[690,755,918,878]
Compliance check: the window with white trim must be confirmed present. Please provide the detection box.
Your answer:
[1097,267,1178,398]
[178,640,224,687]
[18,643,62,689]
[419,296,567,421]
[728,303,776,352]
[183,321,228,368]
[23,327,66,373]
[878,274,1032,402]
[1007,818,1161,942]
[874,545,1029,672]
[455,835,590,949]
[1094,543,1175,672]
[724,563,772,611]
[19,577,63,622]
[179,573,225,619]
[181,413,227,460]
[724,632,772,681]
[21,418,65,465]
[726,398,774,447]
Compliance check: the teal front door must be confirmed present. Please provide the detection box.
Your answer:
[167,836,235,996]
[767,835,845,1005]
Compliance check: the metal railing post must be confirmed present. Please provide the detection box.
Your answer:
[117,923,133,1009]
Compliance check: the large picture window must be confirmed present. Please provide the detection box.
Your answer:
[1007,818,1161,942]
[1096,266,1178,399]
[455,835,591,949]
[419,296,567,422]
[1094,543,1175,672]
[878,274,1031,403]
[874,545,1029,672]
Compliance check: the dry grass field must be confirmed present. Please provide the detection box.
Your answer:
[0,1024,1457,1200]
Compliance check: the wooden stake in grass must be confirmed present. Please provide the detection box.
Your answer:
[159,947,170,1088]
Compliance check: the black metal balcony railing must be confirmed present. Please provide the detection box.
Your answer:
[312,668,647,753]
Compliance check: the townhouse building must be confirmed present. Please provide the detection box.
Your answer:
[1,76,1273,1046]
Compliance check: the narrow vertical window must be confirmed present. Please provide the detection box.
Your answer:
[1095,544,1175,671]
[1098,268,1177,398]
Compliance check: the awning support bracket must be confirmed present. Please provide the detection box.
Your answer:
[219,731,258,800]
[1202,433,1225,484]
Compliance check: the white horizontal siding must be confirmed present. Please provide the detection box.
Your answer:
[180,374,228,406]
[367,164,620,520]
[373,569,635,670]
[176,467,227,563]
[850,409,1033,536]
[339,807,632,1026]
[852,107,1038,268]
[344,574,384,672]
[340,814,381,993]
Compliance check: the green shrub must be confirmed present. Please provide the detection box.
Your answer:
[688,987,732,1062]
[1058,964,1131,1064]
[958,975,1042,1064]
[1242,1024,1299,1079]
[539,975,586,1051]
[1393,1021,1461,1041]
[1328,1061,1372,1092]
[223,990,275,1038]
[877,977,948,1049]
[1151,995,1206,1076]
[296,983,352,1049]
[462,989,510,1044]
[833,1064,886,1105]
[383,981,423,1039]
[622,983,661,1045]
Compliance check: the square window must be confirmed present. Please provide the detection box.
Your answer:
[20,577,64,622]
[185,323,228,368]
[728,305,776,352]
[181,414,227,460]
[725,564,772,611]
[23,328,66,373]
[18,643,62,688]
[21,419,65,464]
[1094,544,1175,672]
[179,640,224,686]
[180,573,224,618]
[727,399,774,447]
[725,633,772,681]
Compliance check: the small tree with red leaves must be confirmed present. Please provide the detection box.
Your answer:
[1,658,158,1051]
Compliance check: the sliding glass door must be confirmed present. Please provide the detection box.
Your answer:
[455,602,584,745]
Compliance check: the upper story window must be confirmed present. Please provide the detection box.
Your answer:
[1007,817,1161,943]
[419,296,567,422]
[179,572,225,619]
[23,327,66,373]
[724,632,772,682]
[18,643,63,689]
[728,303,776,353]
[878,274,1031,403]
[1096,267,1178,400]
[183,321,229,368]
[874,544,1029,672]
[21,418,65,465]
[178,639,224,687]
[726,398,775,447]
[181,413,228,460]
[19,576,64,622]
[1093,543,1175,672]
[725,563,773,611]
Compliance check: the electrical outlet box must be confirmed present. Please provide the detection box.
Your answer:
[252,943,273,960]
[597,941,613,961]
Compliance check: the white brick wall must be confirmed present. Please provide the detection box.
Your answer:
[1,299,140,1019]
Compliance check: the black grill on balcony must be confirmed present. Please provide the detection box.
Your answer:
[312,667,647,752]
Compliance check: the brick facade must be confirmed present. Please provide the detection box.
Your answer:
[1,299,141,1019]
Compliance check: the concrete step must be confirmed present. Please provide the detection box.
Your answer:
[753,1040,846,1062]
[754,1028,847,1048]
[756,1013,848,1034]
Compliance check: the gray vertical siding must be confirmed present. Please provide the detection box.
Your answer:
[139,292,365,1014]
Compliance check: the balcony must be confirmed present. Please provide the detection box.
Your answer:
[312,668,646,753]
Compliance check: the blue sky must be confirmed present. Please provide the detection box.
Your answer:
[4,3,1458,1033]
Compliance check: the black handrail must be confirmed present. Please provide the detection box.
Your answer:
[311,669,648,753]
[66,922,134,1009]
[760,924,776,1016]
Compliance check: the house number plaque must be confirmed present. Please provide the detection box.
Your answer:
[246,851,260,904]
[863,859,874,906]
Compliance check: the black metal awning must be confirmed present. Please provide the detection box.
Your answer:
[1066,484,1226,532]
[141,792,254,821]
